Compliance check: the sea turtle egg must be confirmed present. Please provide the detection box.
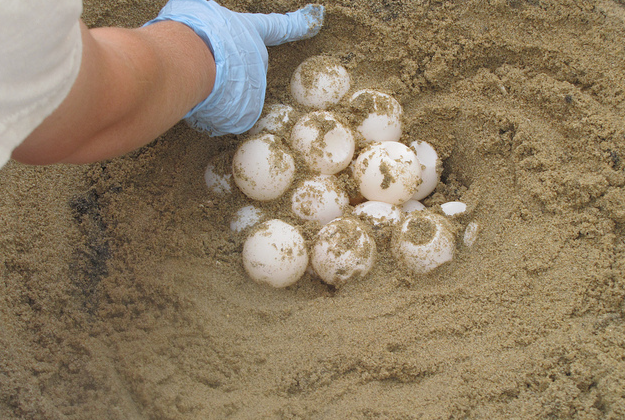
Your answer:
[242,219,309,288]
[350,89,403,144]
[291,175,349,225]
[392,212,455,274]
[204,152,234,195]
[441,201,467,216]
[290,56,350,109]
[353,201,402,226]
[463,221,479,247]
[409,140,441,201]
[290,111,355,174]
[353,141,422,205]
[248,104,296,136]
[401,199,426,213]
[230,205,265,233]
[311,218,376,287]
[232,134,296,201]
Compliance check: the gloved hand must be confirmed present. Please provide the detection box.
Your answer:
[145,0,325,136]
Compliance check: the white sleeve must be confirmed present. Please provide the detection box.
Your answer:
[0,0,83,168]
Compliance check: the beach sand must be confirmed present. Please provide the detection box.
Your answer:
[2,0,625,418]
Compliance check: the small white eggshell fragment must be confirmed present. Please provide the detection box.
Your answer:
[232,134,296,201]
[353,201,401,226]
[350,90,403,143]
[290,56,350,109]
[401,199,426,213]
[242,219,308,288]
[204,153,234,195]
[249,104,296,135]
[441,201,467,216]
[291,175,349,225]
[290,111,355,174]
[311,218,376,287]
[230,205,265,233]
[463,221,479,247]
[409,140,440,201]
[392,212,455,274]
[353,141,422,205]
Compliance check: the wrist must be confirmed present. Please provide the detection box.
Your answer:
[144,0,268,136]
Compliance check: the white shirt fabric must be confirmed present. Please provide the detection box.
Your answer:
[0,0,83,168]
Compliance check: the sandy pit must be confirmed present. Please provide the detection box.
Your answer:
[2,0,625,418]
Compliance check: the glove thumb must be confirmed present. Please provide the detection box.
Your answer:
[241,4,325,47]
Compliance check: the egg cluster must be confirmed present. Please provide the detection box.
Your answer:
[204,56,477,288]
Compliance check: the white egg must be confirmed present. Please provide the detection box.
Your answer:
[441,201,467,216]
[242,219,309,288]
[311,218,376,287]
[230,205,265,233]
[392,212,455,274]
[409,140,441,201]
[401,199,426,213]
[290,56,351,109]
[463,221,479,247]
[290,111,355,174]
[232,134,296,201]
[291,175,349,225]
[350,89,402,143]
[353,201,401,226]
[353,141,422,205]
[204,153,234,195]
[249,104,296,136]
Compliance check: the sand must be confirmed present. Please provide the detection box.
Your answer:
[2,0,625,418]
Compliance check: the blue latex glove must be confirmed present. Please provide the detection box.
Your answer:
[145,0,325,136]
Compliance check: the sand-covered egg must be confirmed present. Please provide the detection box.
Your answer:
[350,89,402,144]
[409,140,440,201]
[353,201,401,226]
[463,221,479,247]
[290,56,350,109]
[392,212,455,274]
[441,201,467,216]
[249,104,296,136]
[204,152,234,195]
[311,218,376,287]
[290,111,355,174]
[242,219,309,288]
[230,205,265,233]
[291,175,349,225]
[353,141,422,205]
[401,199,426,213]
[232,134,296,201]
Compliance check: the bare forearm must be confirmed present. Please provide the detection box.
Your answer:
[12,20,215,165]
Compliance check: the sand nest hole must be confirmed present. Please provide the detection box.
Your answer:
[2,1,625,419]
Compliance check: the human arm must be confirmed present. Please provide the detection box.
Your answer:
[12,20,215,165]
[11,1,325,165]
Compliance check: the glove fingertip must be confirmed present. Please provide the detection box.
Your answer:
[301,4,325,38]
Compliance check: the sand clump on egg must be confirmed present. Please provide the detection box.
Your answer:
[402,215,437,246]
[392,212,456,274]
[290,55,351,109]
[290,111,355,174]
[350,89,403,144]
[3,1,625,419]
[291,174,349,225]
[310,217,377,287]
